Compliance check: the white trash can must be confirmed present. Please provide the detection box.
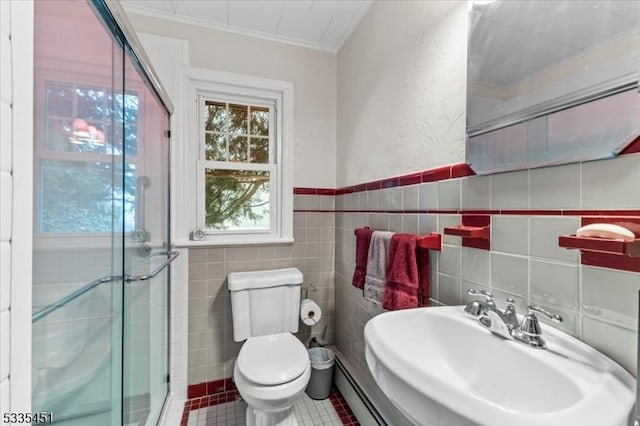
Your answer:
[305,347,335,400]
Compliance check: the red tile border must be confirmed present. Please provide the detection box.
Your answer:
[398,172,423,186]
[295,208,640,217]
[450,162,475,178]
[187,378,236,399]
[186,383,207,399]
[327,387,360,426]
[619,135,640,155]
[294,187,337,196]
[421,165,451,183]
[180,384,360,426]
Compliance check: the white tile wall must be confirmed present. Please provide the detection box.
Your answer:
[530,259,579,311]
[0,311,9,380]
[170,249,189,401]
[438,245,461,277]
[402,185,419,211]
[418,182,438,209]
[0,34,11,106]
[582,316,637,376]
[0,104,11,172]
[530,163,580,209]
[491,169,529,209]
[437,178,461,210]
[0,2,12,412]
[530,217,580,263]
[491,253,528,297]
[0,243,9,312]
[437,273,461,306]
[492,216,528,256]
[461,174,490,209]
[0,379,8,413]
[582,154,640,209]
[0,173,11,242]
[461,247,489,286]
[581,266,640,329]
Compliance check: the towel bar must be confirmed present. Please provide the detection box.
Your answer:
[353,227,442,251]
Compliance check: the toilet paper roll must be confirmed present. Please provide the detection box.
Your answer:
[300,298,322,326]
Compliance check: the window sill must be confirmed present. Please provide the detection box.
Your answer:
[174,237,294,248]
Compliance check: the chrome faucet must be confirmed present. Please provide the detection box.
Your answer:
[464,289,562,349]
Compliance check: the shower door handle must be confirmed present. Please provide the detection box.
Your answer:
[125,250,180,283]
[132,176,151,242]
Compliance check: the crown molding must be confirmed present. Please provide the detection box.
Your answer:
[335,1,373,52]
[122,2,372,54]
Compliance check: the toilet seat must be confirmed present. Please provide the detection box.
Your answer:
[237,333,309,386]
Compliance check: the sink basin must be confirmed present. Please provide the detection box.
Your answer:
[364,306,635,426]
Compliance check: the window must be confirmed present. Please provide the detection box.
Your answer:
[36,81,139,233]
[182,68,294,245]
[197,97,274,232]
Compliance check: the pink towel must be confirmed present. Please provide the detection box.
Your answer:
[383,234,420,310]
[352,227,373,289]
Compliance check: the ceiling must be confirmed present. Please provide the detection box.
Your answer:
[120,0,373,52]
[469,0,640,87]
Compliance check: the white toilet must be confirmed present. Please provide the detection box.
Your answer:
[227,268,311,426]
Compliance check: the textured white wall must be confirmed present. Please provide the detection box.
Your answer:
[126,12,337,189]
[337,1,468,187]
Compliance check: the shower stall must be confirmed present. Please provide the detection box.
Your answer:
[31,1,175,424]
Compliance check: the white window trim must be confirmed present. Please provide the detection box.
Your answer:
[174,67,294,247]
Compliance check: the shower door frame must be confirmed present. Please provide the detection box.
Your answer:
[91,2,176,423]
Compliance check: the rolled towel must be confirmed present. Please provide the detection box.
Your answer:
[364,231,394,304]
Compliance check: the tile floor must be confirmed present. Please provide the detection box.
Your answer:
[184,389,359,426]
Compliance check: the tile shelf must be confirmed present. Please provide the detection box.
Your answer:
[558,216,640,273]
[417,233,442,251]
[558,235,640,257]
[443,225,490,239]
[443,214,491,251]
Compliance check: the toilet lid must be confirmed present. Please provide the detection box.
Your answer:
[237,333,309,386]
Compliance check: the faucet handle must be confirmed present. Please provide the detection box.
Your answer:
[514,305,562,348]
[464,289,495,317]
[519,305,562,336]
[527,305,562,323]
[467,288,494,301]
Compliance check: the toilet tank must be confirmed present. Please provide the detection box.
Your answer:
[227,268,304,342]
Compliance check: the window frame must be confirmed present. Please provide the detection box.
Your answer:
[178,67,294,246]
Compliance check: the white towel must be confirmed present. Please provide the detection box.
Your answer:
[364,231,394,304]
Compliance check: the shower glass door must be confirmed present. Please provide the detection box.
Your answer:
[121,47,170,425]
[32,1,171,425]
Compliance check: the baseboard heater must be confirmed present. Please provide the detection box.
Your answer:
[334,355,387,426]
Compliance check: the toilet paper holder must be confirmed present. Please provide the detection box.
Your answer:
[302,282,317,299]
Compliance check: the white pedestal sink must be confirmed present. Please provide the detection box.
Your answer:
[364,306,635,426]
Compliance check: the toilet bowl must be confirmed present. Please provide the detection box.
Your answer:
[234,332,311,426]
